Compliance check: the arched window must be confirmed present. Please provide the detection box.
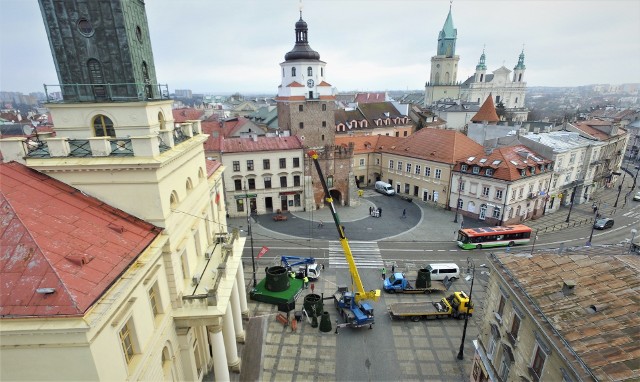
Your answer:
[480,74,484,82]
[158,112,165,130]
[321,68,323,76]
[444,72,450,84]
[282,68,284,77]
[87,58,106,99]
[518,74,522,82]
[307,67,313,76]
[198,168,205,180]
[93,114,115,137]
[322,104,326,111]
[434,73,440,84]
[291,67,296,77]
[142,61,152,99]
[170,191,178,208]
[186,178,193,192]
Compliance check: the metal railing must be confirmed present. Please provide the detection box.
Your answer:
[109,138,134,156]
[44,82,170,103]
[68,139,92,157]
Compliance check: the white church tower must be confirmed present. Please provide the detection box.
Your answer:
[424,5,461,106]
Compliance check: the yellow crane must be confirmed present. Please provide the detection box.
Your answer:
[308,150,380,309]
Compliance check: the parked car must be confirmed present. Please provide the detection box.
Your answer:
[593,218,614,230]
[633,192,640,201]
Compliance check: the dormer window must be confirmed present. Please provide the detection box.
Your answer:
[485,169,493,176]
[461,164,468,172]
[520,169,526,177]
[472,166,480,174]
[539,165,545,172]
[530,167,536,174]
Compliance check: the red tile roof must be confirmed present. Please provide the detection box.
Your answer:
[380,128,484,164]
[172,108,205,123]
[471,94,500,123]
[354,92,386,103]
[0,162,162,317]
[287,81,304,87]
[205,158,222,177]
[454,145,551,181]
[318,81,332,87]
[572,121,625,141]
[222,136,303,153]
[335,135,381,154]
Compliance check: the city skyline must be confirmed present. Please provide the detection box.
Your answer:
[1,0,639,95]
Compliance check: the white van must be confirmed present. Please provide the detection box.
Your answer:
[375,181,395,195]
[427,263,460,281]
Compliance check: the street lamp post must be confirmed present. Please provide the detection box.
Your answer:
[454,174,462,223]
[614,169,626,207]
[586,204,599,246]
[457,257,475,360]
[565,186,576,223]
[242,183,257,287]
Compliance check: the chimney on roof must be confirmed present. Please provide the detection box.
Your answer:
[562,280,576,296]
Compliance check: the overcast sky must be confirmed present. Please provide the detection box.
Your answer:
[1,0,639,95]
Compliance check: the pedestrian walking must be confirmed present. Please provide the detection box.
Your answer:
[369,206,373,215]
[391,264,395,273]
[310,283,315,293]
[402,208,406,218]
[303,276,309,289]
[318,220,324,228]
[378,207,382,217]
[381,267,386,280]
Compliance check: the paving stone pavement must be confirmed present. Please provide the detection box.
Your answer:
[228,171,636,381]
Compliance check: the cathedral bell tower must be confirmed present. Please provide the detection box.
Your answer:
[474,49,487,83]
[513,49,526,83]
[276,12,354,210]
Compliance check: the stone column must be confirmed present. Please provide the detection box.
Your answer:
[235,262,249,317]
[207,325,230,381]
[230,282,245,342]
[222,305,241,373]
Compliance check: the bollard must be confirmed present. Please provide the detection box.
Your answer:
[311,315,318,328]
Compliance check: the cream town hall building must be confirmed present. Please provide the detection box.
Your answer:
[0,1,247,380]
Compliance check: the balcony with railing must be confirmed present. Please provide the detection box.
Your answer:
[44,82,170,103]
[0,121,202,163]
[173,229,246,327]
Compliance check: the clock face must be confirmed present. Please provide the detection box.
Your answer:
[307,79,314,88]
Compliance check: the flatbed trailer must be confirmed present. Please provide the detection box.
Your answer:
[383,272,452,294]
[387,291,473,322]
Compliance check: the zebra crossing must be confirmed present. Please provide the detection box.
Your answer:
[622,210,640,219]
[328,241,384,269]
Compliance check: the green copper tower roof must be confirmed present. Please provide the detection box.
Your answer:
[514,49,526,70]
[476,49,487,70]
[437,6,457,57]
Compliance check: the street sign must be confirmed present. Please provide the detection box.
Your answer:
[234,193,258,199]
[257,246,269,259]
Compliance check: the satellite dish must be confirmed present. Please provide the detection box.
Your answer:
[22,125,35,136]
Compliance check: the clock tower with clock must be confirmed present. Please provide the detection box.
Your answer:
[276,12,355,210]
[276,11,335,149]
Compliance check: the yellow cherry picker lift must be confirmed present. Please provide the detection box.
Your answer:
[307,150,381,330]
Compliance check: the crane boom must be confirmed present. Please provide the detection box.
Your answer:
[307,150,380,303]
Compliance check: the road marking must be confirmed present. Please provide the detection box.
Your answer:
[328,241,384,269]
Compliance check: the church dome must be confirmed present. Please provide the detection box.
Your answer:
[284,15,320,61]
